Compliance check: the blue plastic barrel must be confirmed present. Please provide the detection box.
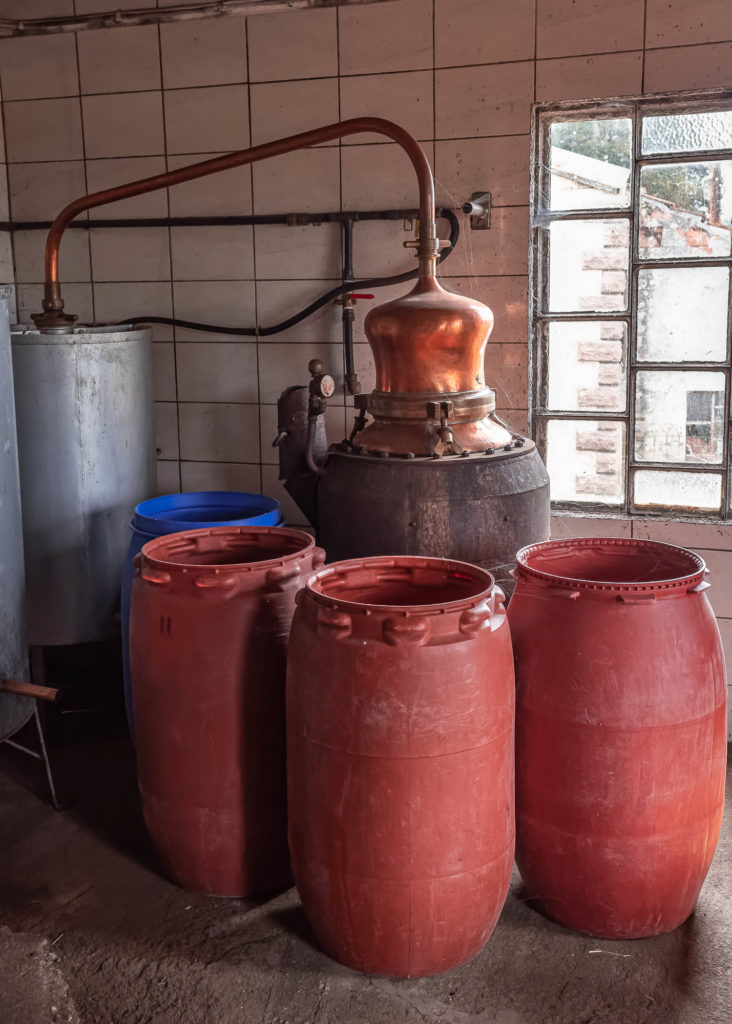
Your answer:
[122,491,283,732]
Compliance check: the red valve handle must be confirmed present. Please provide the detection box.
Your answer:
[349,293,374,300]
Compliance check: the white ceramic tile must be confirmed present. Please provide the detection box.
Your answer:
[0,1,73,14]
[0,34,78,100]
[259,403,280,465]
[259,402,348,466]
[442,207,530,277]
[82,92,164,158]
[90,227,171,282]
[340,71,433,144]
[339,0,432,75]
[178,402,260,462]
[85,157,168,217]
[500,408,529,434]
[341,142,434,211]
[537,0,645,59]
[247,8,336,82]
[160,17,247,89]
[77,25,161,94]
[172,279,256,341]
[691,549,732,618]
[643,41,732,93]
[4,98,83,162]
[0,284,17,323]
[155,460,181,496]
[550,514,633,539]
[350,218,420,278]
[438,276,529,344]
[167,154,252,217]
[435,0,535,68]
[75,0,143,11]
[13,228,90,284]
[0,233,13,284]
[250,79,339,147]
[353,342,375,393]
[258,342,344,404]
[254,223,341,280]
[631,520,732,550]
[152,342,176,402]
[16,282,93,327]
[435,136,529,210]
[180,460,261,494]
[93,281,173,340]
[170,225,254,281]
[255,278,341,344]
[164,85,249,155]
[8,161,86,221]
[646,0,732,48]
[715,616,732,670]
[154,401,179,460]
[488,342,528,409]
[176,341,258,403]
[252,147,340,214]
[536,51,643,102]
[435,63,534,140]
[260,464,308,526]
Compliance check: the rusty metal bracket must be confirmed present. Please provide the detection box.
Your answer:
[427,400,465,457]
[461,192,492,230]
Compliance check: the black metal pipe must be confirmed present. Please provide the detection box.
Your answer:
[341,218,357,394]
[0,208,429,233]
[113,208,461,338]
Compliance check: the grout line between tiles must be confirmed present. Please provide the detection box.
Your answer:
[155,19,181,490]
[73,26,94,324]
[244,12,263,495]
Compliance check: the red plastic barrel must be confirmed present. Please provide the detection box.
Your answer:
[509,537,727,939]
[287,556,515,977]
[130,525,323,897]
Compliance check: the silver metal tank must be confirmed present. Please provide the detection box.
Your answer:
[11,324,155,646]
[0,300,33,738]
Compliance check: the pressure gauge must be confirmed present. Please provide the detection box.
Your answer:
[317,374,336,399]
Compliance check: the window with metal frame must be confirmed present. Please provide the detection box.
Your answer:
[530,91,732,520]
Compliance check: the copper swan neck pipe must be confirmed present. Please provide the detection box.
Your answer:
[33,117,437,329]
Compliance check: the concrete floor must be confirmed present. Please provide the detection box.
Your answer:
[0,718,729,1024]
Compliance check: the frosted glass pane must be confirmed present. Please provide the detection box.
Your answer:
[637,267,729,362]
[634,370,725,464]
[546,321,627,412]
[547,419,625,504]
[642,111,732,154]
[639,161,732,259]
[547,219,629,312]
[634,470,721,510]
[549,119,631,210]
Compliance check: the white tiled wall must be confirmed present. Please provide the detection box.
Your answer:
[1,0,731,729]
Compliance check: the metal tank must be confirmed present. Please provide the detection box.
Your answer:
[277,277,550,593]
[11,324,155,646]
[0,300,33,738]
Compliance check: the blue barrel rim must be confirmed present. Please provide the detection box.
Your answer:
[132,490,281,536]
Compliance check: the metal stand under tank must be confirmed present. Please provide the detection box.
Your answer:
[0,300,33,740]
[11,324,156,646]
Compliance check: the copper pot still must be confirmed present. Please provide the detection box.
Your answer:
[31,117,549,587]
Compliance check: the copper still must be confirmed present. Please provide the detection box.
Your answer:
[33,117,549,589]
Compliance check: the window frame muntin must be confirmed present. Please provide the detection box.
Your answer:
[530,87,732,522]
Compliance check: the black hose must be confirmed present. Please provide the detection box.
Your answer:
[114,209,460,337]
